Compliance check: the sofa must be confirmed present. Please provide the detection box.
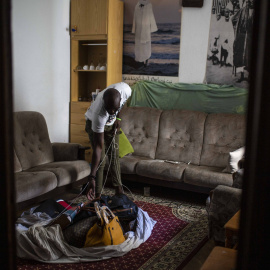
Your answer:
[119,106,246,194]
[14,111,90,211]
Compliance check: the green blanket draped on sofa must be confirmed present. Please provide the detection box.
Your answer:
[129,80,248,114]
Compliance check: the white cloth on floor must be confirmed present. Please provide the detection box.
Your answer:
[16,207,156,263]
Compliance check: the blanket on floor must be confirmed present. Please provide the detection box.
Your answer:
[16,207,156,263]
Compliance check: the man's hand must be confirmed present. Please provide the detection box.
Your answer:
[86,179,95,201]
[114,119,122,134]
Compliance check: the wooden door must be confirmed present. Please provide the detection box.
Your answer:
[71,0,107,37]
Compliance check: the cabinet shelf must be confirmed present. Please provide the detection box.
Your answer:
[82,43,107,46]
[74,69,107,72]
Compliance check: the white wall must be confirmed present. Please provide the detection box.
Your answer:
[11,0,212,141]
[179,1,212,83]
[12,0,70,142]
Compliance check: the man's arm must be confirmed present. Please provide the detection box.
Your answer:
[115,111,122,133]
[86,131,104,200]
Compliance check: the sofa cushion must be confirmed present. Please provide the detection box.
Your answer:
[136,160,188,182]
[15,171,57,203]
[14,150,22,173]
[183,165,233,188]
[26,160,90,187]
[120,155,152,174]
[200,113,245,168]
[14,111,54,170]
[121,107,162,159]
[155,110,207,165]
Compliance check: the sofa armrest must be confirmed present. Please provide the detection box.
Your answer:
[232,168,244,188]
[207,185,242,243]
[52,143,89,161]
[78,145,90,160]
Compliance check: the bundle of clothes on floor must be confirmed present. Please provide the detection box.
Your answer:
[16,194,156,263]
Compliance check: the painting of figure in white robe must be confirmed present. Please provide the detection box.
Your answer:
[132,0,158,65]
[123,0,182,77]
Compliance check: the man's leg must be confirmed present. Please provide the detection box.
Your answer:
[95,145,106,197]
[104,126,123,195]
[85,119,105,198]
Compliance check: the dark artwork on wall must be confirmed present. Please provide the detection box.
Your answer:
[122,0,182,77]
[182,0,204,8]
[205,0,255,88]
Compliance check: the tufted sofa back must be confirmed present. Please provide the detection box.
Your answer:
[155,110,207,165]
[13,111,54,171]
[14,149,22,172]
[121,106,246,168]
[200,113,246,167]
[121,106,162,159]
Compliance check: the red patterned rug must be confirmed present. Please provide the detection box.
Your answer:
[17,190,208,270]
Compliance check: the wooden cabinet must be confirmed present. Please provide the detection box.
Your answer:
[71,0,108,37]
[70,102,92,162]
[69,0,124,163]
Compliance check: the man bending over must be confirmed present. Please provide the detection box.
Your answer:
[85,82,132,200]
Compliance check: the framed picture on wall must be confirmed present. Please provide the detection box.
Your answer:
[122,0,182,78]
[205,0,255,88]
[182,0,204,8]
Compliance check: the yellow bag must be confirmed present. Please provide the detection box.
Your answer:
[84,202,126,247]
[118,128,134,158]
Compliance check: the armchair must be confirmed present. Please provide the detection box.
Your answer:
[206,159,244,244]
[14,111,91,211]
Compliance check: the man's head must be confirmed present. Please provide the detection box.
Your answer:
[103,88,121,115]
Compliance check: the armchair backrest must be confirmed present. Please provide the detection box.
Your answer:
[13,111,54,170]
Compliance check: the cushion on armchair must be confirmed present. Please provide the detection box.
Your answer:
[223,147,245,173]
[52,143,81,161]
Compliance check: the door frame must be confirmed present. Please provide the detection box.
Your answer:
[0,0,16,269]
